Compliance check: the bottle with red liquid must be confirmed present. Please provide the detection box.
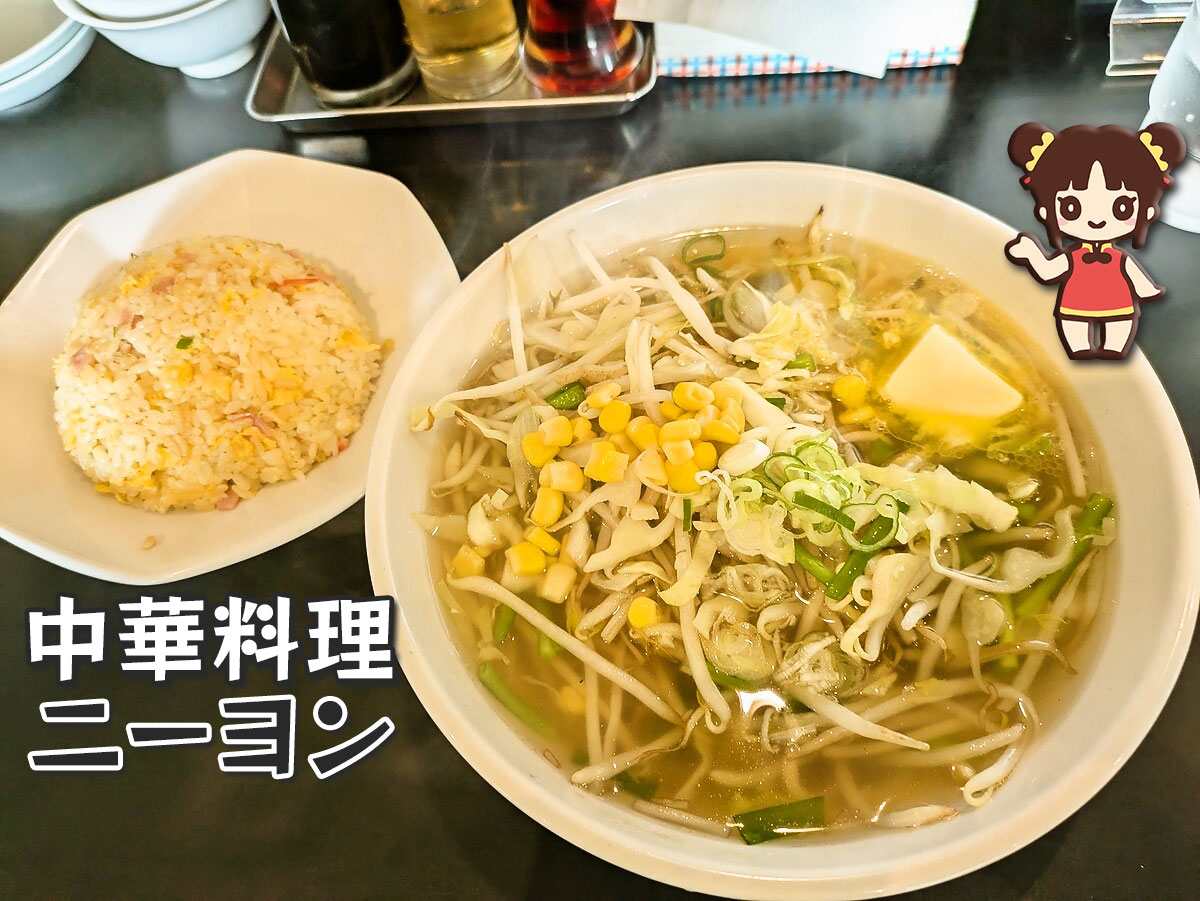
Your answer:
[522,0,644,95]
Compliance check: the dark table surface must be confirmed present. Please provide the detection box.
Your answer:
[3,1,1198,898]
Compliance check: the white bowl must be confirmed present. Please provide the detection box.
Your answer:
[0,0,77,84]
[76,0,203,21]
[52,0,269,79]
[366,163,1200,898]
[0,149,458,585]
[0,23,92,112]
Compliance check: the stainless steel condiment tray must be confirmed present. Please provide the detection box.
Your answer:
[245,24,657,132]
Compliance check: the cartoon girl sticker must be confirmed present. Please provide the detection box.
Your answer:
[1004,123,1186,360]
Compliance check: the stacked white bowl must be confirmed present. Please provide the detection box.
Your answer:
[0,0,95,112]
[52,0,271,79]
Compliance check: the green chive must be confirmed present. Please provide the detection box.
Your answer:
[614,771,660,800]
[1015,493,1113,619]
[785,352,815,371]
[478,663,555,739]
[794,543,835,584]
[765,396,787,408]
[176,337,193,350]
[709,296,724,321]
[734,796,825,844]
[545,381,586,410]
[683,498,692,532]
[492,604,517,642]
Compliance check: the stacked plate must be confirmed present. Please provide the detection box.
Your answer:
[0,0,95,112]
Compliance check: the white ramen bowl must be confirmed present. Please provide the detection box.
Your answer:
[365,163,1200,899]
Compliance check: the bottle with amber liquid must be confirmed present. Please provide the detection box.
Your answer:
[522,0,643,95]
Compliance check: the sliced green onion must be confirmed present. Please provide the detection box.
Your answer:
[785,352,815,371]
[734,796,825,844]
[682,232,726,266]
[545,381,586,410]
[478,663,555,738]
[790,492,856,531]
[492,604,517,642]
[683,498,693,532]
[1015,493,1113,619]
[176,336,193,350]
[765,396,787,408]
[709,296,724,321]
[794,543,835,584]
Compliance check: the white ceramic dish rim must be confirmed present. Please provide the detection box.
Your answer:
[0,148,459,584]
[0,24,93,112]
[0,13,79,85]
[53,0,232,29]
[366,162,1200,898]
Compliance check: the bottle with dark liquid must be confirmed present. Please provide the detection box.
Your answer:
[522,0,644,95]
[271,0,418,107]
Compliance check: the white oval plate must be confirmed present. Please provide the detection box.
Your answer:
[0,149,458,584]
[366,163,1200,898]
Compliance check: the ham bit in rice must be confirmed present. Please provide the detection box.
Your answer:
[151,275,175,293]
[169,250,196,270]
[228,409,272,435]
[216,489,239,511]
[68,348,94,373]
[337,437,350,453]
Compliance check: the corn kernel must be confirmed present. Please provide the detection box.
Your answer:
[672,381,716,412]
[838,405,874,425]
[609,432,637,458]
[693,403,720,426]
[558,685,586,715]
[627,595,662,629]
[571,417,595,443]
[701,419,741,445]
[522,432,558,467]
[583,440,630,483]
[598,399,632,434]
[711,380,740,406]
[666,458,702,493]
[626,416,660,451]
[693,441,718,471]
[539,561,577,604]
[661,438,695,465]
[537,415,574,448]
[505,541,547,576]
[587,381,622,407]
[659,400,684,420]
[833,375,869,407]
[720,402,746,432]
[635,448,668,486]
[531,486,564,527]
[539,460,585,493]
[525,527,561,555]
[451,544,486,578]
[660,419,702,443]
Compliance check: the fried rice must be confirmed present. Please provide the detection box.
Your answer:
[52,236,382,512]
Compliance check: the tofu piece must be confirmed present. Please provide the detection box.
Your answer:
[882,324,1022,420]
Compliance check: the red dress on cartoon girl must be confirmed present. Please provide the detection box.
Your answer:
[1003,123,1184,360]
